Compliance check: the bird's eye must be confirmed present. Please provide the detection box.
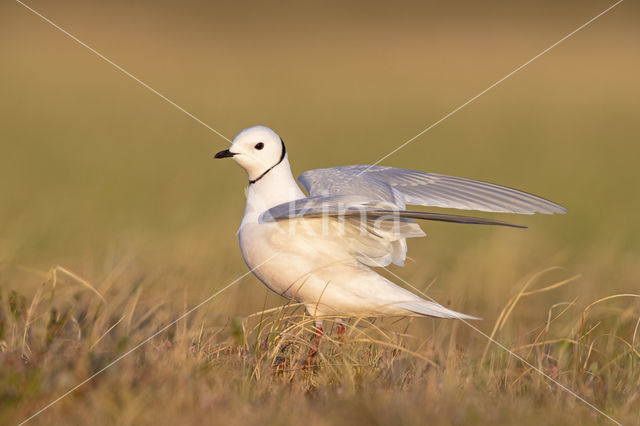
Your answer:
[254,142,264,150]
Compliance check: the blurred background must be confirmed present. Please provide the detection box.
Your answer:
[2,1,640,424]
[1,0,639,332]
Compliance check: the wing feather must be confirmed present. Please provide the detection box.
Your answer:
[260,196,525,267]
[261,198,525,229]
[298,165,566,215]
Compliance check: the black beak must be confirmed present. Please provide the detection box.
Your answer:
[214,149,236,159]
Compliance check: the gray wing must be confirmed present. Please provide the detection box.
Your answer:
[298,165,567,215]
[260,196,524,267]
[261,196,526,229]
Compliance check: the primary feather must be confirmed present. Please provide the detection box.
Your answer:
[298,165,567,214]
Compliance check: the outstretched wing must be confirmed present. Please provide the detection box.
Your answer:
[260,196,524,267]
[298,165,567,215]
[261,196,526,228]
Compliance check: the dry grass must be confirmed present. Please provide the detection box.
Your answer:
[1,240,639,425]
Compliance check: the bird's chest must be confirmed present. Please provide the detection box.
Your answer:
[237,219,352,298]
[238,221,279,268]
[238,221,301,295]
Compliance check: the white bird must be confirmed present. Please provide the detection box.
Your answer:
[215,125,566,355]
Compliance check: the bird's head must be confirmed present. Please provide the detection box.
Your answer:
[215,125,287,183]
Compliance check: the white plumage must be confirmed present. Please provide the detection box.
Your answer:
[215,125,566,323]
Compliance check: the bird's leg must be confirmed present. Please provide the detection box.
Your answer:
[336,321,346,339]
[306,320,323,366]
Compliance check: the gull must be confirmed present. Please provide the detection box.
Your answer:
[215,125,566,357]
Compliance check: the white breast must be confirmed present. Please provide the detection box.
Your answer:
[238,218,425,317]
